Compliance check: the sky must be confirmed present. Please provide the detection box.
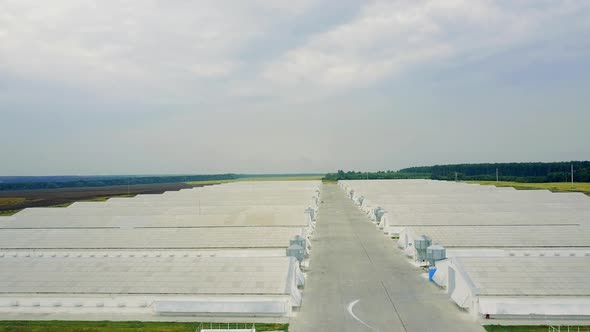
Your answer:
[1,0,590,175]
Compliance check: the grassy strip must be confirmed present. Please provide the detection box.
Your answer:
[0,205,73,216]
[0,321,288,332]
[0,209,20,216]
[484,325,590,332]
[468,181,590,196]
[0,197,27,206]
[81,194,137,202]
[186,175,323,185]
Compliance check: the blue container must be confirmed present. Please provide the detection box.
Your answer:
[428,267,437,281]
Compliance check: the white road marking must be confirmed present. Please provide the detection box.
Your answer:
[347,299,379,331]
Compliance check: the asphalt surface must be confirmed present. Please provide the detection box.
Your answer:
[290,184,484,332]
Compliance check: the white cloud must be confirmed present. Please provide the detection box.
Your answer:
[0,0,318,102]
[0,0,589,105]
[1,1,590,174]
[261,0,590,95]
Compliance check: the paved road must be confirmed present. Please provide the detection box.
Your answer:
[290,184,484,332]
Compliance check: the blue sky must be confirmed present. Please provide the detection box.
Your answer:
[1,0,589,175]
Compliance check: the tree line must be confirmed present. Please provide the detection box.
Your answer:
[324,161,590,182]
[0,174,239,191]
[323,170,430,181]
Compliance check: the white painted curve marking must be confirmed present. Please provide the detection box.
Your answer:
[347,299,379,331]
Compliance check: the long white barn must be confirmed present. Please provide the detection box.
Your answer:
[0,256,303,318]
[339,179,590,323]
[0,181,320,320]
[433,257,590,320]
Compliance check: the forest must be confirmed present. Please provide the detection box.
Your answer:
[324,161,590,182]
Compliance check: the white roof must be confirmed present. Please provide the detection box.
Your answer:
[14,206,306,218]
[404,225,590,247]
[342,180,589,205]
[1,208,308,229]
[1,182,318,248]
[343,180,590,228]
[0,181,317,318]
[455,256,590,296]
[13,181,321,219]
[0,227,302,249]
[0,256,295,295]
[385,211,587,227]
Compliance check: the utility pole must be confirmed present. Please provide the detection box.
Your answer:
[455,172,458,182]
[571,163,574,188]
[496,168,499,183]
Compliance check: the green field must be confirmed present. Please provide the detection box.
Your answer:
[0,321,288,332]
[468,181,590,196]
[485,325,590,332]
